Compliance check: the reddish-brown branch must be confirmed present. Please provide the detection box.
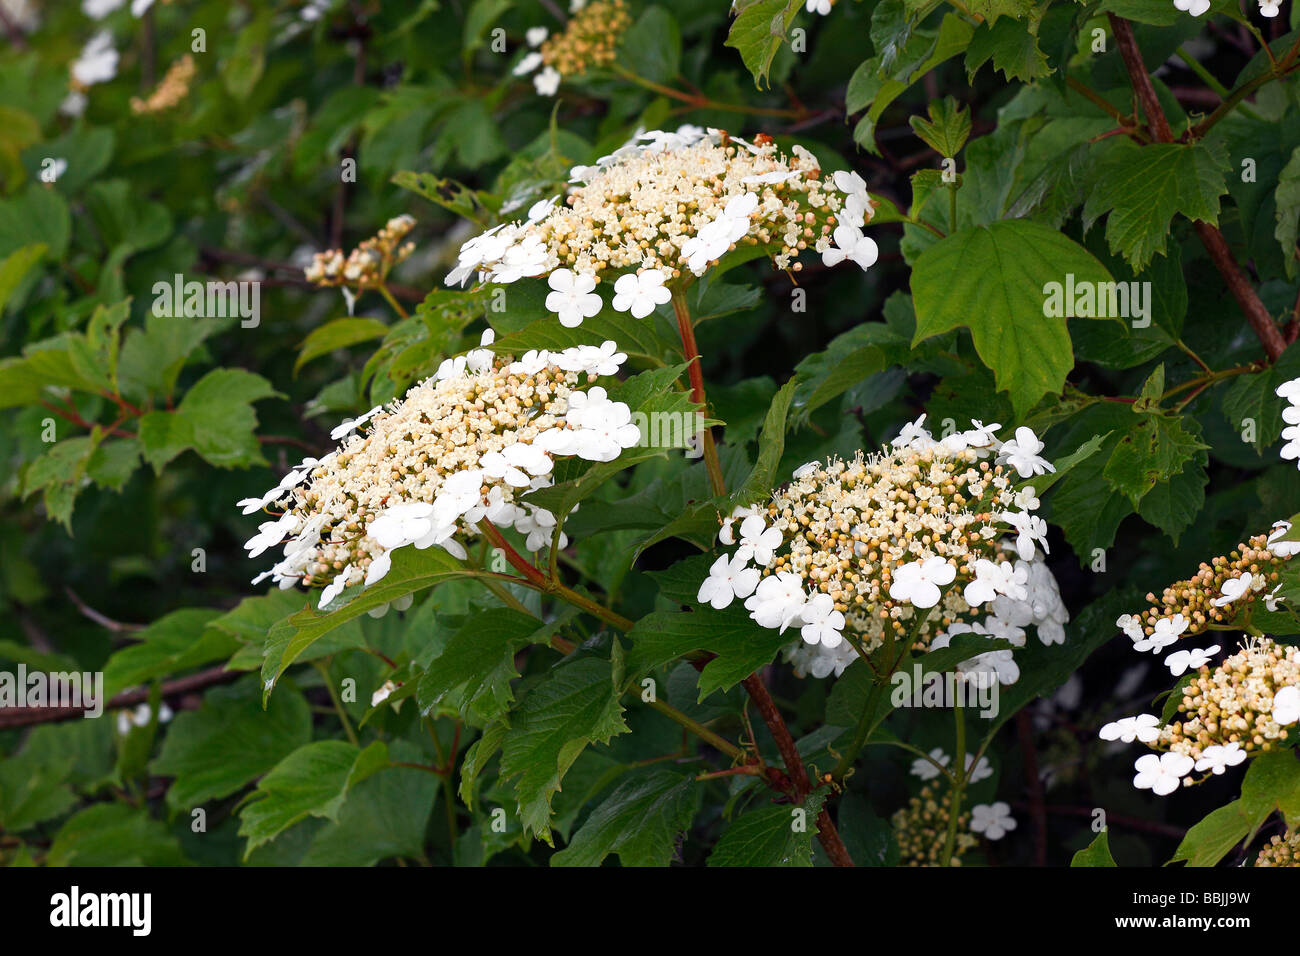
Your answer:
[1016,711,1048,866]
[1110,14,1286,362]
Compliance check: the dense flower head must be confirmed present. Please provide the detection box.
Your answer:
[446,127,876,294]
[306,214,417,289]
[130,54,195,114]
[1156,637,1300,763]
[1114,525,1295,652]
[534,0,630,84]
[1099,637,1299,796]
[891,784,977,866]
[1256,828,1300,866]
[705,416,1068,681]
[239,333,640,610]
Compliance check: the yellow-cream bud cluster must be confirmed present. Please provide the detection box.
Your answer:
[306,214,417,289]
[891,784,976,866]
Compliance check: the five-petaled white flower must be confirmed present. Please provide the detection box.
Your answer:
[1132,752,1193,795]
[1099,714,1162,743]
[1172,0,1210,15]
[1194,743,1247,775]
[888,556,956,609]
[697,554,760,610]
[545,269,603,327]
[611,269,671,318]
[1164,645,1219,677]
[970,802,1016,840]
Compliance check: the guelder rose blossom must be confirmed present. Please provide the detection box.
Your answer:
[699,416,1069,684]
[239,337,643,613]
[444,127,877,311]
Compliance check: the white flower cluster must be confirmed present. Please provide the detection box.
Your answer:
[1100,637,1300,796]
[239,332,642,614]
[1278,377,1300,462]
[446,127,875,327]
[1174,0,1278,16]
[700,416,1068,683]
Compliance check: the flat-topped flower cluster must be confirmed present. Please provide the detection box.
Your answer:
[699,415,1068,683]
[446,127,879,319]
[1101,637,1300,796]
[238,333,640,610]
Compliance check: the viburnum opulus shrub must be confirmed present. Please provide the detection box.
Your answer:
[1,0,1300,870]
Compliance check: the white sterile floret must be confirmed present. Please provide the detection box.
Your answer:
[1212,572,1254,607]
[970,802,1016,840]
[799,593,846,647]
[734,515,782,567]
[891,414,932,451]
[889,557,957,609]
[1194,742,1247,775]
[545,268,602,327]
[1116,613,1145,643]
[1164,644,1220,677]
[533,66,561,95]
[1258,0,1279,14]
[1132,751,1193,795]
[820,224,879,271]
[1133,613,1188,653]
[1099,714,1161,744]
[697,554,760,610]
[962,559,1028,607]
[610,269,671,317]
[995,426,1055,478]
[1274,685,1300,725]
[719,504,761,545]
[744,571,808,632]
[910,747,950,780]
[1267,520,1300,557]
[513,51,543,76]
[1172,0,1210,14]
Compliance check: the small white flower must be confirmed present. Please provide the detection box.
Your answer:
[1172,0,1210,14]
[370,680,399,707]
[1258,0,1280,15]
[963,559,1028,607]
[1212,573,1253,607]
[1116,613,1145,643]
[364,551,392,586]
[970,802,1016,840]
[734,514,782,567]
[526,26,549,46]
[71,31,120,87]
[966,754,993,783]
[910,747,950,781]
[534,66,561,96]
[891,414,932,451]
[888,556,956,609]
[996,427,1055,478]
[610,269,671,318]
[513,51,543,75]
[319,564,357,608]
[1099,714,1161,744]
[697,554,760,610]
[368,502,436,550]
[719,505,760,546]
[1133,614,1187,653]
[1132,752,1193,796]
[799,592,845,647]
[744,571,808,632]
[1163,645,1219,677]
[1194,742,1247,775]
[821,224,878,271]
[1267,521,1300,557]
[1273,685,1300,725]
[545,269,602,328]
